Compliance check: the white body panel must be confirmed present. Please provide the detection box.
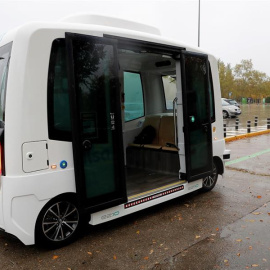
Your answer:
[2,170,76,244]
[0,15,227,245]
[90,180,202,225]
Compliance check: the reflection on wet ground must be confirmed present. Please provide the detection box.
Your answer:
[223,104,270,129]
[155,135,270,270]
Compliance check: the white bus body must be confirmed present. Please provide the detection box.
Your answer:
[0,15,230,247]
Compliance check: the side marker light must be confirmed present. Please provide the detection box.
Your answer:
[60,160,68,169]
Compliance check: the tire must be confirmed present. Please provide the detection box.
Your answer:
[202,161,218,192]
[35,197,81,248]
[223,110,229,119]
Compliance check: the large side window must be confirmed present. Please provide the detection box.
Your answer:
[0,42,12,121]
[162,75,177,110]
[48,39,72,141]
[124,72,144,122]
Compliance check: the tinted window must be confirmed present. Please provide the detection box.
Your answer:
[69,35,122,199]
[208,64,215,122]
[124,72,144,121]
[183,54,212,175]
[162,75,177,110]
[185,56,209,124]
[48,39,71,141]
[222,100,230,106]
[0,42,12,121]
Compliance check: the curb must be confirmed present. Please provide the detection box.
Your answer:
[225,129,270,142]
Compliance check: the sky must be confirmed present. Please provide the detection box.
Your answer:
[1,0,270,76]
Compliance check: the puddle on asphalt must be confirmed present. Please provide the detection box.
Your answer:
[224,104,270,129]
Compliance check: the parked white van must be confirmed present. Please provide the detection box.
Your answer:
[0,14,230,247]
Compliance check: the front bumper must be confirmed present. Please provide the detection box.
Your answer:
[223,149,231,161]
[222,149,231,177]
[230,111,241,116]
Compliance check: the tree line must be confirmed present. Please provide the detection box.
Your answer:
[218,59,270,102]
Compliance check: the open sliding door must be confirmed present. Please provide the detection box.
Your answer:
[179,51,213,182]
[66,33,127,212]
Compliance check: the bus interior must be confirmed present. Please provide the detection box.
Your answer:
[119,45,183,198]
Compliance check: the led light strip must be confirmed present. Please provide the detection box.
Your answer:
[125,185,184,209]
[128,180,186,200]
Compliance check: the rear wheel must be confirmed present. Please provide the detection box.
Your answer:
[202,161,218,192]
[36,198,81,248]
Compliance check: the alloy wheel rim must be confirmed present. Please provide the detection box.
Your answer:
[203,165,217,188]
[42,201,79,242]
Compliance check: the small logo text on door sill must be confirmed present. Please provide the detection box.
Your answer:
[188,184,199,190]
[101,211,119,220]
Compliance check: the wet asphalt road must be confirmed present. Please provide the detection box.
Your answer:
[0,134,270,270]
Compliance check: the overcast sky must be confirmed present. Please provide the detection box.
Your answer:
[1,0,270,75]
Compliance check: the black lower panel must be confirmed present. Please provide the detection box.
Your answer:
[126,147,180,176]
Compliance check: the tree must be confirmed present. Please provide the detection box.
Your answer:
[234,59,269,100]
[218,60,235,98]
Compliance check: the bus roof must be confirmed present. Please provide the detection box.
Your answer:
[60,14,161,36]
[0,14,215,59]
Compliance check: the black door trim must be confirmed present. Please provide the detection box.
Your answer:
[180,51,213,182]
[104,34,185,57]
[65,32,127,213]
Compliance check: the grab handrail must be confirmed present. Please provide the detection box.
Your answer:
[173,97,178,147]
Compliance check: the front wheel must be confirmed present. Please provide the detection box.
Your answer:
[35,198,81,248]
[223,110,229,119]
[202,161,218,192]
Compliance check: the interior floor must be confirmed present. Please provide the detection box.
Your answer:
[126,167,184,198]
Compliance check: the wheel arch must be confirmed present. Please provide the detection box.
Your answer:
[213,156,224,175]
[34,192,79,243]
[222,110,229,118]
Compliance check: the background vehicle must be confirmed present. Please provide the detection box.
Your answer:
[222,98,240,108]
[0,14,230,247]
[222,99,241,118]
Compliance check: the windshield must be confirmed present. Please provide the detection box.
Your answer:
[0,43,12,121]
[222,100,230,106]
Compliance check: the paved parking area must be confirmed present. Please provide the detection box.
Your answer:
[0,134,269,270]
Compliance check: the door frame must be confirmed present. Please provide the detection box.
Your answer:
[65,32,127,213]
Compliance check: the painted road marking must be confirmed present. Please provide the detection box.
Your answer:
[225,129,270,142]
[226,148,270,166]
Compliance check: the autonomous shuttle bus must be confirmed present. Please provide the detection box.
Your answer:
[0,15,230,247]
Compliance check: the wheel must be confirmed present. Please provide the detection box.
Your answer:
[202,161,218,192]
[223,110,229,119]
[35,198,81,248]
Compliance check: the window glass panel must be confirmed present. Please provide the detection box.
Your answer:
[208,64,215,122]
[71,36,118,199]
[0,43,12,121]
[184,55,210,172]
[185,57,209,123]
[124,72,144,121]
[48,39,71,140]
[162,75,177,110]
